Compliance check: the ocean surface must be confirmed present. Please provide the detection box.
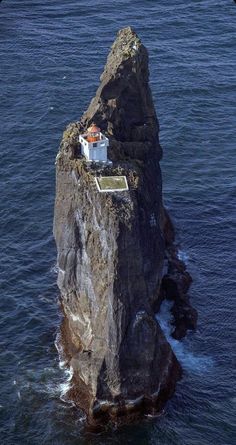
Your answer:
[0,1,236,443]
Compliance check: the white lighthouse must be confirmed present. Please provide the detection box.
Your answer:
[79,124,109,163]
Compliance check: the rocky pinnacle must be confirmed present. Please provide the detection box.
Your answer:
[53,27,196,427]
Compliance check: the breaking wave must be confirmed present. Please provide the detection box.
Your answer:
[55,333,74,402]
[177,249,189,264]
[156,301,214,374]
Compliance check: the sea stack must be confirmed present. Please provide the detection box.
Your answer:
[53,27,197,426]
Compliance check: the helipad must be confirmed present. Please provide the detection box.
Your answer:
[95,176,129,192]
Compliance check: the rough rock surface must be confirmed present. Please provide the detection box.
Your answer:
[53,27,196,426]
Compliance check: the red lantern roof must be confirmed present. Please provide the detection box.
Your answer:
[87,124,100,133]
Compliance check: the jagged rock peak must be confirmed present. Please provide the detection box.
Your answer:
[100,26,144,80]
[80,27,160,155]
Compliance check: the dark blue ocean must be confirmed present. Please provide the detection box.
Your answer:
[0,1,236,443]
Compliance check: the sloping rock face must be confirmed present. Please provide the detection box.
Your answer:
[53,27,195,426]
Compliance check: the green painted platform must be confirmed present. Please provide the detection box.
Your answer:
[95,176,128,192]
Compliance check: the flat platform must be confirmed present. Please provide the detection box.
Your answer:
[95,176,128,192]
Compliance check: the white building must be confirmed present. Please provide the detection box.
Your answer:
[79,125,109,163]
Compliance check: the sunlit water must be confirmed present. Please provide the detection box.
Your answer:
[0,1,235,444]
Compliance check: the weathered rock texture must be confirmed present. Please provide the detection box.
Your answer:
[53,27,196,426]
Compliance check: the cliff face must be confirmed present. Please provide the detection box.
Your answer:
[53,27,196,426]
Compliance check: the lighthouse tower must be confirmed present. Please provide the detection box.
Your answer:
[79,125,109,163]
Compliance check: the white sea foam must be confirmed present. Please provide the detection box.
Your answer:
[59,366,74,402]
[55,332,66,366]
[54,332,75,401]
[50,264,59,275]
[59,360,67,370]
[177,249,189,264]
[156,301,213,374]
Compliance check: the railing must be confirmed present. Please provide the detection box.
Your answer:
[79,133,108,149]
